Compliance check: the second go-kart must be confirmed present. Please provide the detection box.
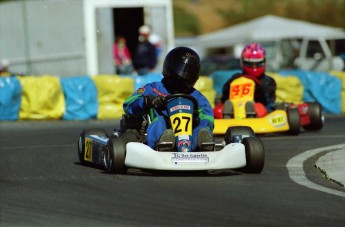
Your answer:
[77,94,265,174]
[213,76,324,135]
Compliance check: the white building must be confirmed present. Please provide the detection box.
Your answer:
[0,0,174,76]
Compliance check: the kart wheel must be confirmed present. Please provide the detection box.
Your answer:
[224,126,255,144]
[303,102,324,131]
[286,108,300,135]
[78,129,108,164]
[105,137,127,174]
[242,137,265,173]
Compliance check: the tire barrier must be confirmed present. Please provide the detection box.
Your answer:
[267,72,303,103]
[0,77,22,120]
[61,76,98,120]
[209,70,241,95]
[17,76,65,120]
[0,71,344,120]
[123,73,163,90]
[92,75,134,119]
[279,70,342,114]
[195,76,217,108]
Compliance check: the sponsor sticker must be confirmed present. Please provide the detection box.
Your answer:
[171,153,209,164]
[268,114,286,127]
[178,134,189,140]
[170,105,191,112]
[301,106,308,115]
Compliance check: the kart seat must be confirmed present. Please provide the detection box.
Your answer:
[223,100,257,118]
[223,100,234,119]
[120,114,144,134]
[245,101,257,118]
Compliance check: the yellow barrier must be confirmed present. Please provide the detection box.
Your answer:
[267,73,304,103]
[92,75,134,119]
[195,76,217,108]
[17,76,65,120]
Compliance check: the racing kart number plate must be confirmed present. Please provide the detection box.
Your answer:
[170,112,192,136]
[84,137,93,162]
[171,153,209,164]
[229,77,255,100]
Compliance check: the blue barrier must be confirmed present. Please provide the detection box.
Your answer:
[120,73,163,90]
[209,70,241,95]
[60,76,98,120]
[279,70,342,114]
[0,77,22,120]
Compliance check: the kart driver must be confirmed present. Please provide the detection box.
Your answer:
[123,47,214,151]
[220,42,276,117]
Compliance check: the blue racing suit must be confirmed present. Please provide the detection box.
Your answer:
[123,81,214,150]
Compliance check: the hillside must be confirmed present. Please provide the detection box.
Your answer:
[173,0,345,37]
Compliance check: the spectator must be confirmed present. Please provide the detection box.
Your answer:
[132,25,157,75]
[149,33,163,58]
[113,35,133,75]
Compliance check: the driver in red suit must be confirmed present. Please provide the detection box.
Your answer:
[220,43,276,117]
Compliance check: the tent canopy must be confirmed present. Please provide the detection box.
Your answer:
[196,15,345,49]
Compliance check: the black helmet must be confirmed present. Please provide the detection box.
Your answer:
[162,47,200,92]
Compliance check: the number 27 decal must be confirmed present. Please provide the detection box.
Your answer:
[84,138,93,161]
[170,113,192,136]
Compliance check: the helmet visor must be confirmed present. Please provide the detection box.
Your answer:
[168,61,198,86]
[242,59,265,68]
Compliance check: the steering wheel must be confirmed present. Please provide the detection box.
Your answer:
[165,93,199,111]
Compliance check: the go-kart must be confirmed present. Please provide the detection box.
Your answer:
[77,93,265,174]
[213,76,324,135]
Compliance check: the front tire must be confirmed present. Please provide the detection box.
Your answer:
[242,137,265,173]
[224,126,255,144]
[286,108,300,135]
[303,102,324,131]
[78,129,108,164]
[104,138,127,174]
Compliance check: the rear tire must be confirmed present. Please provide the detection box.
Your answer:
[78,129,108,164]
[105,138,127,174]
[303,102,323,131]
[224,126,255,144]
[286,108,300,135]
[241,137,265,173]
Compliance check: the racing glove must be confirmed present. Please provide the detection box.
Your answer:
[144,95,166,110]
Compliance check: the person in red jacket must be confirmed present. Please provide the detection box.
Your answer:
[113,35,133,75]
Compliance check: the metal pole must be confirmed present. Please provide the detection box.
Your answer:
[22,0,32,74]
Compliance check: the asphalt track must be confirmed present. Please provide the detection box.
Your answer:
[1,115,345,226]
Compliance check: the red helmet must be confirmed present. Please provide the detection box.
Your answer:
[241,43,266,77]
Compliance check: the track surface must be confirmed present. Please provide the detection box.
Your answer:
[1,116,345,226]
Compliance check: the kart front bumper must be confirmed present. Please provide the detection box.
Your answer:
[125,142,246,171]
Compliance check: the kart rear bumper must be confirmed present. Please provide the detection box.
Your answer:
[213,110,290,134]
